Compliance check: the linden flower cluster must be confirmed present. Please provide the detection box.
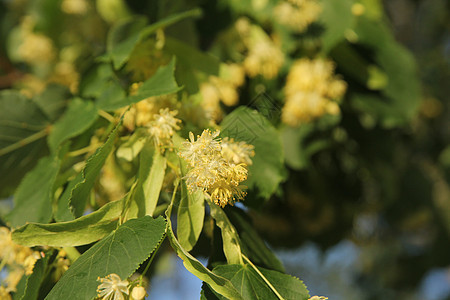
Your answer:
[147,108,181,148]
[274,0,322,32]
[235,18,284,80]
[96,274,146,300]
[97,274,129,300]
[0,227,41,294]
[200,63,245,122]
[282,58,347,126]
[61,0,89,15]
[49,61,80,93]
[179,130,255,207]
[17,17,55,65]
[121,83,178,131]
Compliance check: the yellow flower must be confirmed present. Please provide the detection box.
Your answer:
[274,0,322,32]
[148,108,181,147]
[0,227,39,274]
[54,257,70,280]
[210,77,239,107]
[5,268,23,292]
[0,227,16,265]
[235,19,284,80]
[49,61,80,93]
[308,296,328,300]
[282,91,332,125]
[209,179,247,208]
[179,130,221,166]
[222,63,246,87]
[221,137,255,165]
[282,58,347,126]
[97,273,129,300]
[18,32,55,64]
[199,63,245,122]
[179,130,252,207]
[0,286,12,300]
[130,286,147,300]
[244,39,284,79]
[200,82,222,122]
[61,0,89,15]
[23,251,41,275]
[17,74,46,98]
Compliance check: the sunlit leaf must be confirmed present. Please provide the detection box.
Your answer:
[209,203,243,265]
[63,117,123,219]
[166,202,243,299]
[133,142,167,217]
[177,182,205,252]
[212,264,310,300]
[12,197,126,247]
[46,216,166,300]
[17,254,49,300]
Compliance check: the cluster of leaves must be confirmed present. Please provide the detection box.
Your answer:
[0,0,448,299]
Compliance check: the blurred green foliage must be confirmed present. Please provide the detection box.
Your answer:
[0,0,448,299]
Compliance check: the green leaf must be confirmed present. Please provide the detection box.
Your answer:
[97,58,181,110]
[55,118,123,221]
[107,9,202,70]
[226,207,285,273]
[177,181,205,252]
[116,128,147,162]
[12,197,126,247]
[95,80,127,111]
[54,172,82,222]
[32,84,69,122]
[220,107,286,200]
[12,275,27,300]
[212,264,310,300]
[0,90,49,197]
[166,203,243,300]
[19,255,49,300]
[46,216,166,300]
[281,123,334,171]
[319,0,355,53]
[127,57,182,105]
[107,16,148,70]
[6,154,60,228]
[350,17,421,127]
[164,37,220,93]
[79,64,115,99]
[68,119,122,218]
[143,150,167,216]
[48,98,98,153]
[209,203,243,265]
[134,142,167,217]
